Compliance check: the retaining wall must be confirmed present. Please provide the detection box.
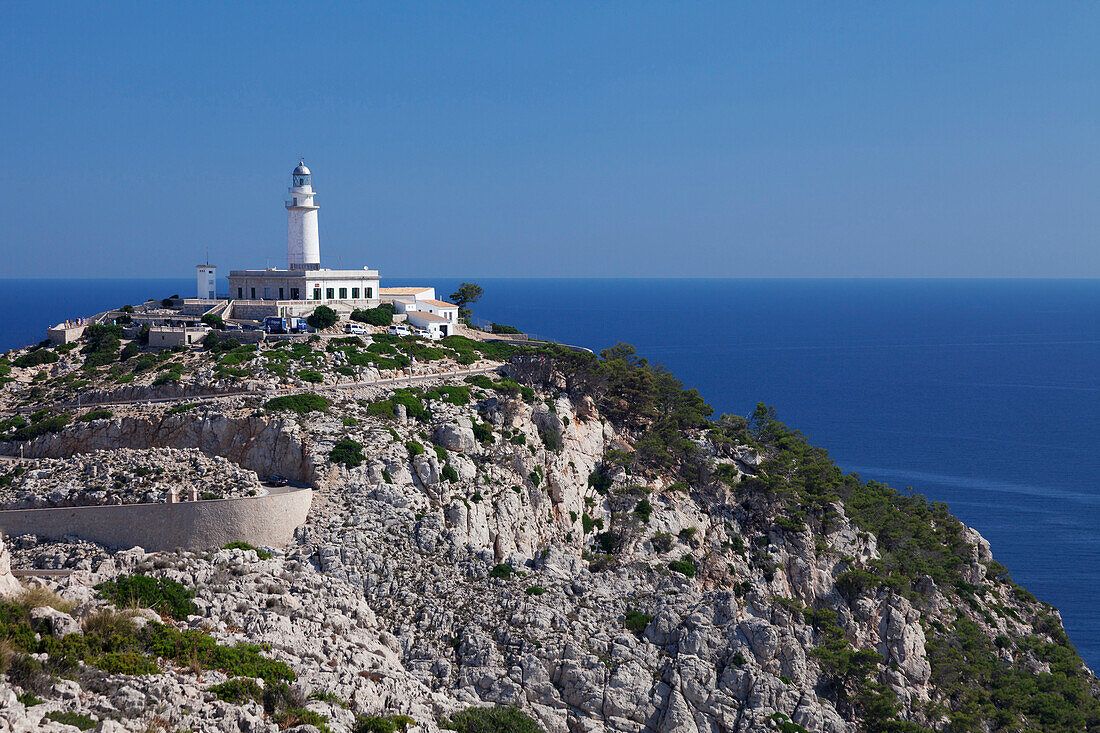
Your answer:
[0,488,312,552]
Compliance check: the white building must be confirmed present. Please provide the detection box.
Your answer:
[286,161,320,270]
[227,161,381,307]
[196,264,216,299]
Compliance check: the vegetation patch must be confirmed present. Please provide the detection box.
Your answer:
[440,705,544,732]
[330,438,366,468]
[264,393,329,413]
[94,574,197,620]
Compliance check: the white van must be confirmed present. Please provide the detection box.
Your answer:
[345,322,367,335]
[388,325,410,336]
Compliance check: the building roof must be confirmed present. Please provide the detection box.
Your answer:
[420,299,457,309]
[380,287,433,296]
[406,311,448,323]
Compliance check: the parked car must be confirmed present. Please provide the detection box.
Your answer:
[414,328,441,341]
[345,322,367,335]
[388,325,410,336]
[266,475,289,487]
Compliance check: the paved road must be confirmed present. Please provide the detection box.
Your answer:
[52,364,503,410]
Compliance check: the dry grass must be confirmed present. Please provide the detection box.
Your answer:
[0,639,14,675]
[18,583,76,614]
[82,608,135,637]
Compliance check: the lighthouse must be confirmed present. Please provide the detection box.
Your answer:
[286,160,321,270]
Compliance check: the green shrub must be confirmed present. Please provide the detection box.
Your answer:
[221,542,273,560]
[201,313,224,329]
[264,394,329,413]
[489,563,514,579]
[440,705,544,732]
[44,711,97,730]
[152,370,180,386]
[209,677,264,704]
[94,575,197,620]
[13,349,59,368]
[355,715,396,733]
[391,389,429,421]
[93,651,160,675]
[668,559,696,578]
[275,707,331,732]
[525,586,546,596]
[331,438,365,468]
[78,409,113,422]
[633,498,653,523]
[441,465,459,482]
[10,414,70,442]
[167,403,198,415]
[491,323,522,334]
[624,609,652,633]
[15,692,43,706]
[465,374,495,389]
[119,342,140,361]
[651,532,673,553]
[297,369,324,383]
[367,400,396,418]
[406,441,425,457]
[351,307,394,326]
[307,305,339,330]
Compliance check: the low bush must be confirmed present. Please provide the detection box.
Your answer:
[44,711,97,730]
[275,708,331,732]
[209,677,263,704]
[94,575,197,620]
[351,307,394,326]
[119,342,140,361]
[489,563,514,579]
[222,542,273,560]
[10,414,70,442]
[624,609,653,634]
[307,305,339,330]
[525,586,546,596]
[440,705,544,732]
[78,409,113,422]
[491,323,522,334]
[406,441,425,457]
[668,559,696,578]
[297,369,324,383]
[633,498,653,523]
[331,439,365,468]
[441,465,459,482]
[264,394,329,413]
[13,349,59,368]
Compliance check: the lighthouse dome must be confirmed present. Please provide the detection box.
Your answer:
[293,161,311,176]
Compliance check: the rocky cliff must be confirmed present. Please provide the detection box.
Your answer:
[0,337,1096,732]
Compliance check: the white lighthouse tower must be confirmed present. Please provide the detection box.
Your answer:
[286,160,321,270]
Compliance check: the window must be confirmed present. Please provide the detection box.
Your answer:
[313,287,321,300]
[279,288,284,299]
[291,288,299,300]
[366,287,373,298]
[339,287,347,299]
[351,288,359,299]
[250,288,256,299]
[237,288,243,299]
[326,288,335,300]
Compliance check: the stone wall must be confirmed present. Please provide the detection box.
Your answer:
[0,488,312,551]
[1,414,316,485]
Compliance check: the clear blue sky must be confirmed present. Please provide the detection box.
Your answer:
[3,2,1098,278]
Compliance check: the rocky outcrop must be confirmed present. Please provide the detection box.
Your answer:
[0,370,1093,733]
[2,412,313,483]
[0,535,21,597]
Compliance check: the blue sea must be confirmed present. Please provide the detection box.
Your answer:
[1,278,1098,668]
